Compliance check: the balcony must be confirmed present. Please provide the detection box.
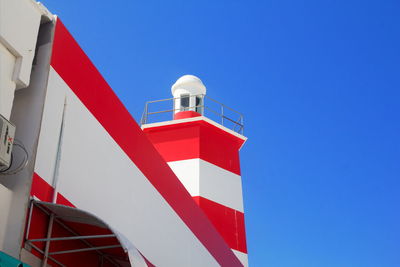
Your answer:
[140,95,244,135]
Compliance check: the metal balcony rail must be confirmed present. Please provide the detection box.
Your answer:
[140,95,244,135]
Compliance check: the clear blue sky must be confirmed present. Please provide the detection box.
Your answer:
[40,1,400,266]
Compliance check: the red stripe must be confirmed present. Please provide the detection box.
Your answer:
[143,120,245,175]
[56,192,76,207]
[30,173,75,207]
[193,196,247,253]
[141,253,155,267]
[31,173,54,202]
[50,19,242,266]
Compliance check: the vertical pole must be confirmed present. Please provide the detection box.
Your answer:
[172,97,175,120]
[52,97,67,204]
[201,95,204,116]
[241,115,244,134]
[190,95,194,112]
[145,103,148,124]
[43,97,66,266]
[25,200,34,242]
[41,213,54,267]
[221,105,224,126]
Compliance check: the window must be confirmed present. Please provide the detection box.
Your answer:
[195,96,203,113]
[180,94,190,111]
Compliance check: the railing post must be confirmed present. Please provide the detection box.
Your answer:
[201,94,205,115]
[172,97,175,120]
[221,105,224,126]
[241,115,243,134]
[144,103,148,124]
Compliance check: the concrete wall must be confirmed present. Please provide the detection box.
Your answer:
[0,185,12,251]
[0,19,55,258]
[0,0,51,119]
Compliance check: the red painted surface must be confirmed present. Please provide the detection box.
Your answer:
[145,123,200,163]
[30,173,75,208]
[31,173,54,202]
[27,205,124,267]
[143,120,245,175]
[28,173,144,266]
[142,255,156,267]
[193,196,247,254]
[56,193,76,207]
[49,19,242,266]
[174,111,201,120]
[27,205,50,261]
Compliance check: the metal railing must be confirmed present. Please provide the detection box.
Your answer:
[140,95,244,134]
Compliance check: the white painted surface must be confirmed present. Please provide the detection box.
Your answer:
[171,75,207,114]
[168,159,200,196]
[171,75,206,96]
[232,249,248,267]
[35,69,219,267]
[0,184,12,250]
[199,159,244,212]
[168,159,244,212]
[35,68,66,186]
[127,248,148,267]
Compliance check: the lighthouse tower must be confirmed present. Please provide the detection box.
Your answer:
[142,75,248,266]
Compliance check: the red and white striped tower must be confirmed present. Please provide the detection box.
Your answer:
[142,75,248,266]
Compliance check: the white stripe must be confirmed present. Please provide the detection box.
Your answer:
[167,159,200,196]
[35,67,66,186]
[232,249,248,267]
[168,158,244,212]
[127,247,148,267]
[36,68,220,267]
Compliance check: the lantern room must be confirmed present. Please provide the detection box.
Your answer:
[171,75,206,120]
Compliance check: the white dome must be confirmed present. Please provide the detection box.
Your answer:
[171,75,207,96]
